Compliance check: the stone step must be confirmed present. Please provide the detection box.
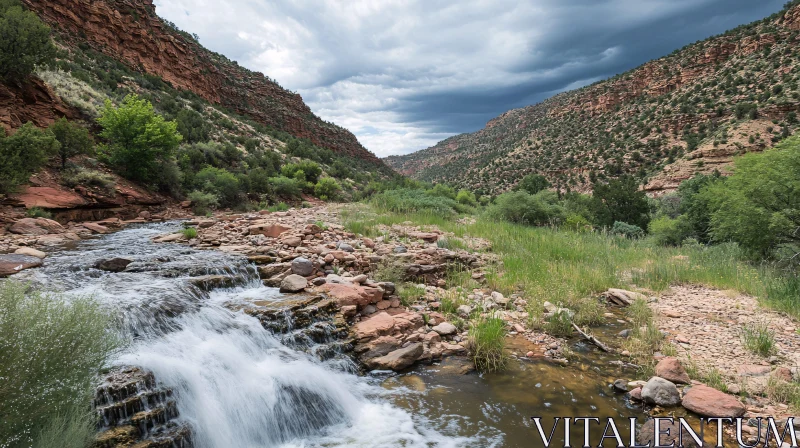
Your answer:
[95,367,156,406]
[97,389,173,427]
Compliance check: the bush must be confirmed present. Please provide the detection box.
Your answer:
[98,94,182,186]
[175,108,210,143]
[181,226,198,239]
[516,174,550,195]
[61,168,116,193]
[0,1,55,81]
[371,188,462,215]
[427,183,456,200]
[563,213,592,231]
[611,221,644,239]
[455,189,477,206]
[677,173,721,243]
[0,280,119,448]
[25,207,51,219]
[648,216,691,246]
[268,176,300,199]
[281,160,322,184]
[485,190,565,226]
[194,166,240,206]
[314,177,341,201]
[49,118,93,169]
[0,123,59,193]
[591,176,651,230]
[187,190,218,215]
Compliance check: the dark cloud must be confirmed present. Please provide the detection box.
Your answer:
[154,0,786,156]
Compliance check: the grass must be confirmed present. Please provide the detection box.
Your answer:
[25,207,52,219]
[267,202,290,212]
[544,310,573,337]
[181,227,198,239]
[372,258,406,284]
[740,321,776,356]
[0,280,121,448]
[314,220,329,231]
[766,376,800,411]
[684,356,730,393]
[397,283,426,307]
[468,317,508,372]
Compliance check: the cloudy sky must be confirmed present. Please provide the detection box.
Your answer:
[153,0,785,157]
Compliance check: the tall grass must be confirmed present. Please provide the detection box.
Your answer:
[468,317,508,372]
[739,321,776,356]
[0,281,121,448]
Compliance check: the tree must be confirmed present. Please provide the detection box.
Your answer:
[590,175,651,229]
[194,166,240,207]
[176,108,210,143]
[0,123,59,193]
[456,189,477,206]
[704,136,800,260]
[49,118,93,169]
[0,1,55,82]
[516,174,550,195]
[314,177,341,201]
[97,94,182,186]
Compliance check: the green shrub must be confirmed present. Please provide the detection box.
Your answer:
[371,188,462,215]
[455,189,477,206]
[98,94,182,186]
[25,207,51,219]
[0,123,59,193]
[544,310,573,336]
[314,177,341,201]
[181,226,198,239]
[468,317,508,372]
[61,168,116,193]
[269,176,301,198]
[591,176,651,230]
[187,190,218,215]
[427,183,456,200]
[176,108,210,143]
[648,215,691,246]
[740,321,776,357]
[0,1,55,81]
[563,213,592,231]
[195,166,240,206]
[516,174,550,195]
[0,280,119,448]
[281,160,322,184]
[49,118,93,169]
[611,221,644,239]
[485,190,565,226]
[266,202,289,212]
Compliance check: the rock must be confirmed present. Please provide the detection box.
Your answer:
[432,322,457,336]
[291,257,314,276]
[311,277,327,286]
[681,384,745,417]
[13,186,88,209]
[94,258,132,272]
[336,242,354,252]
[365,343,424,371]
[83,222,110,234]
[351,274,368,284]
[279,274,308,293]
[613,379,628,392]
[317,283,383,308]
[282,236,303,247]
[641,377,681,407]
[258,263,291,278]
[377,282,396,294]
[393,245,408,254]
[354,312,396,340]
[363,238,375,248]
[628,380,647,389]
[772,367,793,383]
[408,232,438,242]
[490,291,509,306]
[9,217,64,235]
[341,305,357,318]
[14,247,46,259]
[154,233,184,243]
[248,223,291,238]
[457,305,472,318]
[629,387,643,401]
[655,357,691,384]
[604,288,646,306]
[618,329,631,338]
[0,254,43,276]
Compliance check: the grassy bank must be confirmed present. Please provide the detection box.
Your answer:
[341,205,799,320]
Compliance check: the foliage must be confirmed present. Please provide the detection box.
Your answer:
[269,176,301,198]
[455,189,477,206]
[516,174,550,195]
[187,190,218,215]
[176,108,210,143]
[427,183,457,200]
[0,1,55,81]
[25,207,51,219]
[0,123,59,193]
[0,281,119,448]
[485,190,565,226]
[739,321,776,357]
[611,221,645,239]
[181,226,198,239]
[49,118,94,169]
[704,137,800,261]
[468,317,508,373]
[194,166,240,207]
[98,94,182,186]
[266,202,289,212]
[281,160,322,184]
[371,188,466,215]
[648,216,691,246]
[61,168,116,193]
[314,177,341,201]
[591,176,651,230]
[544,310,573,336]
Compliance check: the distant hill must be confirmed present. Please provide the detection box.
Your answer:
[385,1,800,195]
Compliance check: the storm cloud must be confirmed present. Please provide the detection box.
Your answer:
[154,0,786,157]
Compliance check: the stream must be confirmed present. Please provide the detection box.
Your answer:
[20,222,646,448]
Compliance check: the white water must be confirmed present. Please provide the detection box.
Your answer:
[27,223,494,448]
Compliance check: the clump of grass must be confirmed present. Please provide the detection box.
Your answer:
[26,207,52,219]
[740,321,776,356]
[267,202,290,212]
[622,299,664,362]
[314,220,329,231]
[468,317,508,372]
[445,265,479,291]
[437,237,467,251]
[544,310,573,337]
[0,280,121,448]
[181,227,198,239]
[766,376,800,411]
[626,298,653,328]
[703,367,728,393]
[61,167,117,194]
[397,283,426,307]
[372,258,406,284]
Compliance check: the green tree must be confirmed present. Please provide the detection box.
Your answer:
[194,166,240,207]
[456,189,477,206]
[515,174,550,195]
[0,123,59,193]
[704,136,800,260]
[97,94,182,186]
[281,161,322,184]
[676,172,721,243]
[590,176,651,229]
[0,1,55,82]
[176,108,210,143]
[486,190,565,226]
[314,177,341,201]
[49,118,93,169]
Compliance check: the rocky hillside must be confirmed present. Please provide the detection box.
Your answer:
[386,2,800,195]
[19,0,382,165]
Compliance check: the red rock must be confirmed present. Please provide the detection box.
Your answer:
[409,232,439,242]
[354,312,396,340]
[772,367,793,382]
[248,223,291,238]
[629,387,643,401]
[82,222,110,234]
[655,357,691,384]
[13,186,88,209]
[681,385,745,417]
[0,254,43,276]
[9,218,65,235]
[363,238,375,248]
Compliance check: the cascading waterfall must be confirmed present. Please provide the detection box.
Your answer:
[23,223,487,448]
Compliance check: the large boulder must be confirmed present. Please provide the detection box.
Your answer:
[365,343,423,371]
[354,312,396,341]
[12,186,88,209]
[291,257,314,276]
[655,357,691,384]
[317,283,383,308]
[681,385,745,417]
[432,322,457,336]
[95,258,133,272]
[641,377,681,407]
[9,217,64,235]
[14,247,46,259]
[0,254,43,276]
[279,274,308,293]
